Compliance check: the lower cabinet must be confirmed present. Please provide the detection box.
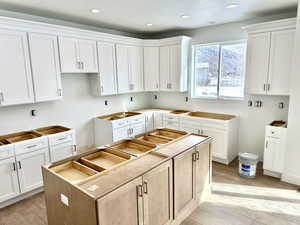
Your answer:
[173,143,211,219]
[49,142,76,162]
[16,148,49,193]
[0,157,20,203]
[97,160,173,225]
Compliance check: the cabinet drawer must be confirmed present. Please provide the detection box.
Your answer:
[129,115,145,125]
[266,126,282,138]
[0,145,14,160]
[112,119,129,129]
[163,114,180,123]
[49,131,74,146]
[14,137,48,156]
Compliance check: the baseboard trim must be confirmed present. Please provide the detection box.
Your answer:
[0,187,44,209]
[281,173,300,186]
[212,156,229,165]
[264,170,281,178]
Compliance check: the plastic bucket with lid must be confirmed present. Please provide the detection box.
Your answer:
[238,152,259,178]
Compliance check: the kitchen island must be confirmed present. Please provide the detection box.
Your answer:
[42,128,212,225]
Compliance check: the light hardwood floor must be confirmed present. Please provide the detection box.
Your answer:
[0,160,299,225]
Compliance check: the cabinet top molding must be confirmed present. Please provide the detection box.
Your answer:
[243,18,297,34]
[0,16,190,46]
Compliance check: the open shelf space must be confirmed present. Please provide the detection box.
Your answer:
[50,161,98,184]
[110,140,156,156]
[1,131,42,144]
[149,128,187,140]
[136,135,171,145]
[80,149,131,171]
[35,125,70,135]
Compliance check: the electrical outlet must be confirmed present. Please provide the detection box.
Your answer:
[130,97,133,102]
[185,97,189,102]
[154,95,158,100]
[248,100,253,107]
[278,102,284,109]
[255,101,262,108]
[104,100,108,106]
[31,109,37,117]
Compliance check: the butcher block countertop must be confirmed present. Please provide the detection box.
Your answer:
[43,128,211,199]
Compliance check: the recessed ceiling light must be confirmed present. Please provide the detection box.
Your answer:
[90,8,101,13]
[226,3,239,8]
[146,23,153,27]
[181,15,190,19]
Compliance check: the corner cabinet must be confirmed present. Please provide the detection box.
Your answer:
[245,18,296,96]
[0,28,34,106]
[97,160,173,225]
[116,44,144,93]
[59,37,98,73]
[28,33,62,102]
[159,37,190,92]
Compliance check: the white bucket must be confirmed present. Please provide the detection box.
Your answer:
[239,152,258,178]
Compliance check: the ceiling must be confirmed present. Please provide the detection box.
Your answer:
[0,0,297,34]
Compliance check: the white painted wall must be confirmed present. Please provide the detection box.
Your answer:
[0,75,149,150]
[282,5,300,186]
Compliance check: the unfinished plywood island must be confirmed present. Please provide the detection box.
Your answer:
[42,128,212,225]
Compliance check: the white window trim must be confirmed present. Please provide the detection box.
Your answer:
[191,40,247,101]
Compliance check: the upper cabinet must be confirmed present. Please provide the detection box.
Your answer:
[116,44,144,94]
[245,18,296,96]
[28,33,62,102]
[159,37,190,92]
[94,42,117,96]
[59,37,98,73]
[0,28,34,106]
[144,47,159,91]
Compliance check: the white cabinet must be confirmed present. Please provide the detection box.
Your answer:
[59,37,98,73]
[116,45,144,93]
[95,114,146,146]
[93,42,117,96]
[245,19,296,96]
[28,33,62,102]
[0,28,34,106]
[159,38,189,92]
[263,125,287,177]
[144,47,159,91]
[0,156,19,203]
[268,29,295,95]
[16,148,49,193]
[202,127,227,160]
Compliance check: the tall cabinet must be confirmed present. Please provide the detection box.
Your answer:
[245,18,296,96]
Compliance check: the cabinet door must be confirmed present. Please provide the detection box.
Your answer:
[169,45,181,91]
[16,148,49,193]
[28,33,62,102]
[0,157,20,203]
[97,177,143,225]
[97,42,117,95]
[173,147,196,218]
[116,45,130,93]
[113,126,130,142]
[128,46,144,92]
[0,29,34,106]
[246,32,271,95]
[263,137,280,172]
[59,37,80,73]
[143,160,173,225]
[50,142,75,162]
[154,112,164,129]
[131,122,146,137]
[203,127,227,160]
[78,39,98,73]
[195,143,210,199]
[159,46,170,91]
[144,47,159,91]
[268,29,295,96]
[145,113,154,132]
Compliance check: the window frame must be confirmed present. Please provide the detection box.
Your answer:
[191,40,247,101]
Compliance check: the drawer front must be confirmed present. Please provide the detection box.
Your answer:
[129,115,145,125]
[164,120,180,130]
[266,126,282,138]
[49,131,75,146]
[14,137,48,156]
[163,114,180,123]
[112,119,130,129]
[180,117,228,131]
[0,145,14,160]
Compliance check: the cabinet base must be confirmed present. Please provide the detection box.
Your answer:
[263,170,281,178]
[0,187,43,209]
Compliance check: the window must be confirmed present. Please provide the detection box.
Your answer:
[192,41,246,99]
